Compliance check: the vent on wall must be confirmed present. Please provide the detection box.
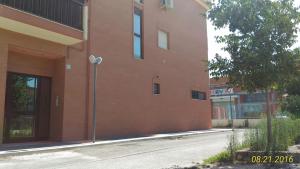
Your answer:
[160,0,174,9]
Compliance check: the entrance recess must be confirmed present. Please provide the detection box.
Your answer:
[4,72,51,143]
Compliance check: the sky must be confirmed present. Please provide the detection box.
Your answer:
[207,1,300,61]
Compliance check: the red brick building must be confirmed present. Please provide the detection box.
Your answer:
[0,0,211,144]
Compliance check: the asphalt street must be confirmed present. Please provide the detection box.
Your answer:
[0,130,243,169]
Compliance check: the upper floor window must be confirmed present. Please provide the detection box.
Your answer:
[192,90,206,100]
[134,7,143,59]
[158,30,169,50]
[160,0,175,9]
[153,83,161,95]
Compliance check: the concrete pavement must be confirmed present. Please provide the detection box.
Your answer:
[0,129,232,157]
[0,129,243,169]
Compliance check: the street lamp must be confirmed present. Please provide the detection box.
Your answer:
[89,55,103,143]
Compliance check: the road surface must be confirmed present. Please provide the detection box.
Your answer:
[0,130,243,169]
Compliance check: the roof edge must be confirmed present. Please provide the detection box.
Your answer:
[194,0,209,10]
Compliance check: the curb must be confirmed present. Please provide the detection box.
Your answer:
[0,129,233,158]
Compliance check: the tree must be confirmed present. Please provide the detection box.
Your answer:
[282,52,300,119]
[207,0,300,152]
[282,95,300,118]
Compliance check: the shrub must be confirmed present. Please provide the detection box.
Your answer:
[204,131,249,164]
[287,119,300,144]
[244,120,268,151]
[272,119,291,151]
[282,95,300,119]
[244,118,300,152]
[203,150,231,164]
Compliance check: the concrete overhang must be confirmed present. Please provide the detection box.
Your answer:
[0,5,83,46]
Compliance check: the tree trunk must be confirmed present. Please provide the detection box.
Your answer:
[266,89,272,152]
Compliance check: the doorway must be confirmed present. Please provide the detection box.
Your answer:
[4,72,51,143]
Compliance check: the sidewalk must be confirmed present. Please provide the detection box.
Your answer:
[0,128,232,158]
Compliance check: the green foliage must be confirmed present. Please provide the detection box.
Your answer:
[207,0,300,92]
[203,150,231,164]
[204,119,300,165]
[244,120,268,151]
[208,0,300,152]
[244,119,300,151]
[281,95,300,118]
[204,131,249,164]
[281,65,300,119]
[272,119,291,151]
[285,77,300,96]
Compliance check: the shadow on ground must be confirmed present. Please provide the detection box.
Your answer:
[166,164,300,169]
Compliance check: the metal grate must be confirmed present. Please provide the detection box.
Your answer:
[0,0,84,30]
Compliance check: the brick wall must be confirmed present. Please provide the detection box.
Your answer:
[0,44,8,143]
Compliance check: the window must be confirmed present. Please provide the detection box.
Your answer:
[191,90,206,100]
[134,7,143,59]
[135,0,144,4]
[160,0,175,9]
[153,83,160,95]
[158,30,169,50]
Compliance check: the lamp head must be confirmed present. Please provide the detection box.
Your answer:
[89,55,103,64]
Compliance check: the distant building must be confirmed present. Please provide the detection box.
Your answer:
[210,78,278,120]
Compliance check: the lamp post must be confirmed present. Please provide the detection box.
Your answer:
[89,55,103,143]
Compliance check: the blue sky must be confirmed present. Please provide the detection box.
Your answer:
[207,1,300,60]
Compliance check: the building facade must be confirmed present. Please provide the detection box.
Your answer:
[210,78,278,120]
[0,0,211,144]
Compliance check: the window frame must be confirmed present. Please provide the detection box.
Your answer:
[158,29,169,50]
[153,83,161,95]
[191,90,206,100]
[133,6,144,59]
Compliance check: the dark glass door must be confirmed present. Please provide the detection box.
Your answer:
[4,73,51,143]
